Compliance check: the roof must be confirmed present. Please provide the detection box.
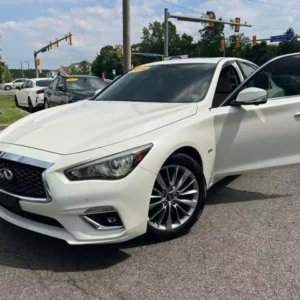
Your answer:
[64,75,98,78]
[29,78,53,81]
[144,57,254,66]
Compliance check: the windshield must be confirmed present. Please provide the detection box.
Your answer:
[36,80,52,87]
[94,63,216,103]
[66,77,106,90]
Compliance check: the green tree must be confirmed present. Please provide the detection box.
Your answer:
[70,65,79,75]
[78,60,91,75]
[91,45,123,78]
[198,12,225,57]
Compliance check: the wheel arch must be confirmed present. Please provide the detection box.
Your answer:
[171,146,203,171]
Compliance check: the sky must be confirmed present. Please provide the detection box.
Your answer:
[0,0,299,69]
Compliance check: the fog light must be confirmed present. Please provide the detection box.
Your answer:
[107,216,117,224]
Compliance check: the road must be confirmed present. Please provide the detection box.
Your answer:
[1,166,300,300]
[0,89,17,96]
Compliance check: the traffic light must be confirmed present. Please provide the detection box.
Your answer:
[36,57,40,66]
[252,35,257,46]
[69,33,73,46]
[116,48,122,58]
[208,12,215,28]
[50,41,53,50]
[234,17,240,33]
[56,38,59,47]
[235,36,240,48]
[220,39,225,52]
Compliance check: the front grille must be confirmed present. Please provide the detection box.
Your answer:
[0,158,46,198]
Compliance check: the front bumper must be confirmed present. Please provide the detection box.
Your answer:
[0,144,156,245]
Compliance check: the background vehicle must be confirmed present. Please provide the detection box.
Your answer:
[0,78,27,90]
[44,75,107,108]
[14,78,53,112]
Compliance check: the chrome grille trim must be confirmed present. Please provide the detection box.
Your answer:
[0,152,54,169]
[0,188,48,203]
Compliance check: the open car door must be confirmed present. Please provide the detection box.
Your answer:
[212,53,300,179]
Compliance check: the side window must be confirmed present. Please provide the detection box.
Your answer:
[52,78,59,90]
[56,77,64,90]
[14,79,21,83]
[26,81,33,88]
[48,80,54,89]
[212,65,240,108]
[239,62,257,78]
[224,55,300,105]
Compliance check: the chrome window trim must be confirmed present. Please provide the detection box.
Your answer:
[0,152,54,169]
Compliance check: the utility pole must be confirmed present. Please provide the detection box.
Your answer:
[24,61,29,70]
[164,8,169,57]
[20,61,24,78]
[122,0,131,73]
[34,51,38,78]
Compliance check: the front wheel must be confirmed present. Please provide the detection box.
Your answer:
[4,85,11,91]
[147,153,206,240]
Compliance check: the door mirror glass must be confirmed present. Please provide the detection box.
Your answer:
[234,87,267,105]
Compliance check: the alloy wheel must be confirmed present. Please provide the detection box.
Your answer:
[148,165,200,231]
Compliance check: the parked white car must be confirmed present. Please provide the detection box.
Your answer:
[15,78,53,112]
[0,78,27,90]
[0,53,297,245]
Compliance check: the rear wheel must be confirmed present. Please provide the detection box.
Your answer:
[28,97,34,113]
[14,96,19,108]
[147,153,206,240]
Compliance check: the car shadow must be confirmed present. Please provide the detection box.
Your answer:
[0,175,292,272]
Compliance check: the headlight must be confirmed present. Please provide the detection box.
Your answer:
[65,143,153,181]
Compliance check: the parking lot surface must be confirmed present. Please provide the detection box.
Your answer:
[1,166,300,300]
[0,89,17,96]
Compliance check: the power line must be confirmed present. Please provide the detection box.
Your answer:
[161,0,205,15]
[162,0,300,32]
[248,0,300,10]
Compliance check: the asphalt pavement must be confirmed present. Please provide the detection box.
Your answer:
[1,166,300,300]
[0,89,17,96]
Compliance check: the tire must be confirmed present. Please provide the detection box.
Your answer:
[4,85,11,91]
[14,96,19,108]
[44,99,49,109]
[147,153,206,240]
[28,97,34,113]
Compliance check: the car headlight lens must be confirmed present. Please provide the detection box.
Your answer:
[65,143,153,181]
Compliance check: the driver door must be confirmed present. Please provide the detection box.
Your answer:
[212,53,300,179]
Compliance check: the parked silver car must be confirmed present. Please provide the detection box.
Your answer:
[0,78,28,90]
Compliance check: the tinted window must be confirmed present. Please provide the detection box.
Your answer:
[239,62,257,78]
[26,80,33,88]
[225,55,300,105]
[36,80,52,87]
[66,77,106,90]
[95,63,216,103]
[52,78,59,90]
[56,77,64,90]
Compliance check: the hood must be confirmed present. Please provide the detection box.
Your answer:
[0,100,197,155]
[70,90,99,101]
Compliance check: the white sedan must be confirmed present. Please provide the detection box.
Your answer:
[15,78,53,112]
[0,54,297,245]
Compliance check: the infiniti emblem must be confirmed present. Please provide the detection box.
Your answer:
[0,168,14,181]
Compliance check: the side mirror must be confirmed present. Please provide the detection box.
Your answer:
[234,87,267,106]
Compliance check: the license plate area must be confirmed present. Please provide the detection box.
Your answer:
[0,191,22,214]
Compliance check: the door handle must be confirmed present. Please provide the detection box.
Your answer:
[294,113,300,120]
